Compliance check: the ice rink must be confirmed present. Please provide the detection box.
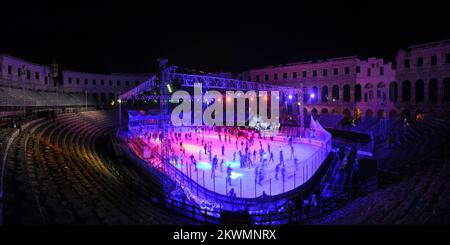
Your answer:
[136,128,328,198]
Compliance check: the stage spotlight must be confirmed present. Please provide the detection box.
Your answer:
[310,93,315,99]
[264,96,268,101]
[288,95,293,100]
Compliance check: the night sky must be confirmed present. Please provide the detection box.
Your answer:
[1,0,449,74]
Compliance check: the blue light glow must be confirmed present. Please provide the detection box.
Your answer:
[197,162,212,170]
[225,161,240,168]
[230,172,244,179]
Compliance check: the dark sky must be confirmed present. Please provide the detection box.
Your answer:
[1,0,449,74]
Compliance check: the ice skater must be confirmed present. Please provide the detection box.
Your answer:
[275,163,281,180]
[228,188,236,198]
[221,144,225,156]
[290,145,295,159]
[247,152,253,168]
[213,155,218,169]
[209,148,212,161]
[258,166,265,186]
[294,156,299,170]
[211,164,216,179]
[226,165,233,186]
[193,158,198,171]
[189,154,194,165]
[269,151,274,163]
[279,148,284,165]
[220,159,224,172]
[259,148,264,162]
[254,166,259,184]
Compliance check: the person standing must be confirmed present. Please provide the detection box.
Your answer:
[254,166,259,185]
[269,151,274,163]
[220,159,224,172]
[211,162,216,179]
[275,163,281,180]
[279,148,284,165]
[290,145,295,159]
[226,166,232,186]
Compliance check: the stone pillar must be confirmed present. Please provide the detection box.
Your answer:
[339,85,344,103]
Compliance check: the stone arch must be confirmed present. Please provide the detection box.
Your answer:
[444,77,450,102]
[354,84,362,102]
[321,86,328,102]
[429,78,438,104]
[377,82,386,100]
[343,84,351,102]
[311,86,319,103]
[389,81,398,102]
[332,85,339,101]
[415,79,424,102]
[311,108,318,117]
[402,80,411,102]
